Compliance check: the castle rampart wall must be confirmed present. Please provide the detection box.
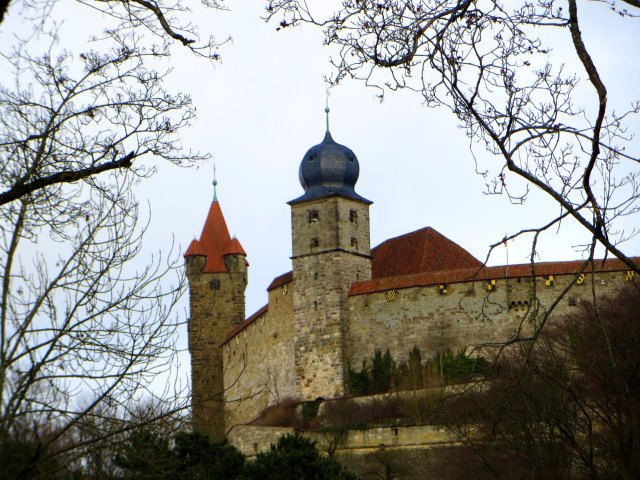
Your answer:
[223,282,297,430]
[346,269,633,368]
[228,423,458,461]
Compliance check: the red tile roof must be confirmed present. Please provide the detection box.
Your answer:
[222,304,268,345]
[371,227,483,279]
[261,228,482,294]
[225,222,638,343]
[227,237,247,256]
[350,257,638,296]
[267,271,293,291]
[184,201,246,273]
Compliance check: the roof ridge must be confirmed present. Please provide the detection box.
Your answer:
[352,256,639,296]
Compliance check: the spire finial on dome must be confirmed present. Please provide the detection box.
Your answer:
[324,85,330,133]
[212,163,218,202]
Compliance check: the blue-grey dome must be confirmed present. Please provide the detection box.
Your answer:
[289,131,371,205]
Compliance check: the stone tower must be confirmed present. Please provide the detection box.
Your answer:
[185,185,247,442]
[289,126,372,400]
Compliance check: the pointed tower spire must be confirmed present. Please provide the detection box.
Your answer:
[212,164,218,202]
[184,169,246,273]
[184,172,247,443]
[324,86,331,133]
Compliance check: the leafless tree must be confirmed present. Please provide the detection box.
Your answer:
[266,0,639,273]
[0,29,208,478]
[435,284,640,479]
[1,0,227,59]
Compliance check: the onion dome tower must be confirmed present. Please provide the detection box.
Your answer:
[290,107,371,206]
[288,106,373,400]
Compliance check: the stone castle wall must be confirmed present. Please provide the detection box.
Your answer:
[228,423,458,466]
[346,269,633,369]
[186,254,247,442]
[221,266,634,431]
[291,197,372,401]
[223,282,297,430]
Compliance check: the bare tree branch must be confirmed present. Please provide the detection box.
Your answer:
[128,0,195,46]
[0,32,205,477]
[265,0,640,274]
[0,152,135,206]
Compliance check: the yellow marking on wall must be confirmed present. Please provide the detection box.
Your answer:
[386,290,397,302]
[576,273,585,285]
[626,270,635,282]
[545,275,554,287]
[486,279,496,291]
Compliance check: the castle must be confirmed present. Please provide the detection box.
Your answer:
[184,123,637,446]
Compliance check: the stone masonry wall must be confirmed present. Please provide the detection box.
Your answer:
[290,197,371,266]
[187,255,246,442]
[291,197,372,401]
[223,283,297,431]
[228,423,457,460]
[346,269,634,369]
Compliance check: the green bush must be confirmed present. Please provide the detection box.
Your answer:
[347,349,396,396]
[348,346,487,396]
[347,360,371,396]
[301,399,322,428]
[372,349,396,394]
[238,434,359,480]
[433,349,488,382]
[115,430,244,480]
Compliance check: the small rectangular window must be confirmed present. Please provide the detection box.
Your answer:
[349,210,358,223]
[350,237,358,249]
[308,210,319,223]
[310,238,319,248]
[209,279,220,290]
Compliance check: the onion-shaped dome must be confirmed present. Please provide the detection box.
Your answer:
[289,131,371,205]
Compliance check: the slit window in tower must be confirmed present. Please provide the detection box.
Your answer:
[349,209,358,223]
[310,238,319,248]
[308,210,319,223]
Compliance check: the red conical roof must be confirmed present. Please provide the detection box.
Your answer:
[184,201,246,273]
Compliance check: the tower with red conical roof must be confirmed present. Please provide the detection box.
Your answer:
[184,179,247,442]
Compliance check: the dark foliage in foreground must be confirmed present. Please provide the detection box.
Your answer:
[238,434,359,480]
[439,284,640,479]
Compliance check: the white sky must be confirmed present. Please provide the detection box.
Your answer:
[2,0,639,319]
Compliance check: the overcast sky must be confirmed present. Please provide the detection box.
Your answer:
[2,0,639,318]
